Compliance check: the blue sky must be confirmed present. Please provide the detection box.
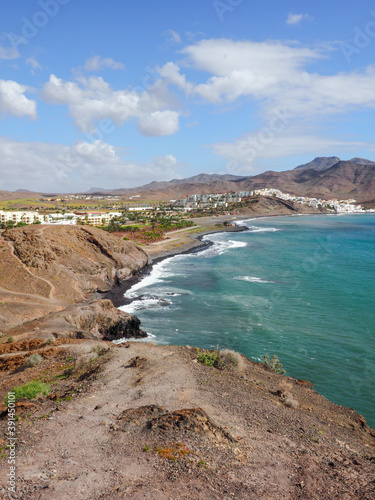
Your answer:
[1,0,375,192]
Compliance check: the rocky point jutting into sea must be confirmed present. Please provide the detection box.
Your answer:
[0,222,374,499]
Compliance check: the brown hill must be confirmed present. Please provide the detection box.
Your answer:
[0,225,148,335]
[92,158,375,202]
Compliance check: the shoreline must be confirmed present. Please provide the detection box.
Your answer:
[106,222,247,308]
[106,209,328,308]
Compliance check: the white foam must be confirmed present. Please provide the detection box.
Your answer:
[112,332,157,344]
[247,225,280,233]
[125,256,177,299]
[120,297,172,314]
[199,237,247,257]
[234,276,273,284]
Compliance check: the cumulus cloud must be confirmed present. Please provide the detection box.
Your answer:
[84,56,125,71]
[0,137,179,192]
[137,110,180,136]
[176,39,322,104]
[41,74,180,135]
[286,13,312,26]
[0,80,37,119]
[162,38,375,120]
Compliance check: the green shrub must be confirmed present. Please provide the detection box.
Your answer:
[196,346,245,373]
[25,353,42,367]
[196,346,220,367]
[5,381,51,406]
[263,354,286,375]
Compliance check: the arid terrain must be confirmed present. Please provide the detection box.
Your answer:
[0,222,374,499]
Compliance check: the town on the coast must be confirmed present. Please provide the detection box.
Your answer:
[0,188,373,229]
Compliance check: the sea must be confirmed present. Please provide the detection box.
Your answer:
[119,214,375,428]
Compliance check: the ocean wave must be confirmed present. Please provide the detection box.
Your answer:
[120,296,172,314]
[125,256,179,299]
[112,332,157,344]
[199,238,247,257]
[234,276,273,284]
[247,225,280,233]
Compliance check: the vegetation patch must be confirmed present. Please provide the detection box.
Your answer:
[154,442,190,462]
[5,381,50,406]
[25,353,42,367]
[195,346,244,373]
[263,353,286,374]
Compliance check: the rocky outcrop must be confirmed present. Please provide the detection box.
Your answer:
[4,299,147,342]
[0,225,149,336]
[2,225,148,299]
[61,299,146,341]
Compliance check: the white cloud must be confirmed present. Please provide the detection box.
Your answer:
[163,30,182,45]
[84,56,125,72]
[177,39,322,104]
[137,110,180,136]
[158,62,193,93]
[0,137,179,192]
[41,74,180,136]
[160,39,375,120]
[286,13,312,26]
[0,80,37,119]
[26,57,42,74]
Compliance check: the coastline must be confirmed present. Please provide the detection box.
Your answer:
[106,208,325,307]
[106,209,330,308]
[106,219,247,307]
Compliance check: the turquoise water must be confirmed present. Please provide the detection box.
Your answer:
[120,214,375,427]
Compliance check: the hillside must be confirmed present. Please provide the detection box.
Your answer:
[0,341,374,499]
[0,221,374,499]
[0,225,148,336]
[83,158,375,203]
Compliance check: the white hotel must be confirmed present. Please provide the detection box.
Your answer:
[0,211,44,225]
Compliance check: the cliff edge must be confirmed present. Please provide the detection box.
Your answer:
[0,225,148,339]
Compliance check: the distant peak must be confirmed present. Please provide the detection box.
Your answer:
[348,157,375,165]
[294,156,340,172]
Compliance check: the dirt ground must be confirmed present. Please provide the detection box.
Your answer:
[1,341,374,499]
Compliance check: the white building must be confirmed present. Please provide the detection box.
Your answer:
[0,211,43,225]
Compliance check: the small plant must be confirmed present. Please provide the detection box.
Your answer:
[154,442,190,462]
[263,354,286,375]
[278,380,299,408]
[25,353,42,367]
[285,396,299,408]
[5,381,50,405]
[143,445,150,452]
[6,336,14,343]
[196,346,221,368]
[218,349,245,373]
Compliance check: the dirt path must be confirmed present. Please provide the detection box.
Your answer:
[5,239,57,301]
[1,342,373,499]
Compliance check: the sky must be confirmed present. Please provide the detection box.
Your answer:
[1,0,375,192]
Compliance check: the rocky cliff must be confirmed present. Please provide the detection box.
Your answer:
[0,225,148,338]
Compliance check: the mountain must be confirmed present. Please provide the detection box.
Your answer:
[102,159,374,202]
[294,156,341,171]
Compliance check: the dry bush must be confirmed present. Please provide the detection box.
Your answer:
[279,380,299,408]
[218,349,246,374]
[25,353,42,367]
[279,379,293,395]
[285,397,299,409]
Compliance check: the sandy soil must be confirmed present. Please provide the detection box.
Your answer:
[0,341,374,499]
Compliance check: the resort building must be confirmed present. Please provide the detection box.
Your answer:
[0,211,43,224]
